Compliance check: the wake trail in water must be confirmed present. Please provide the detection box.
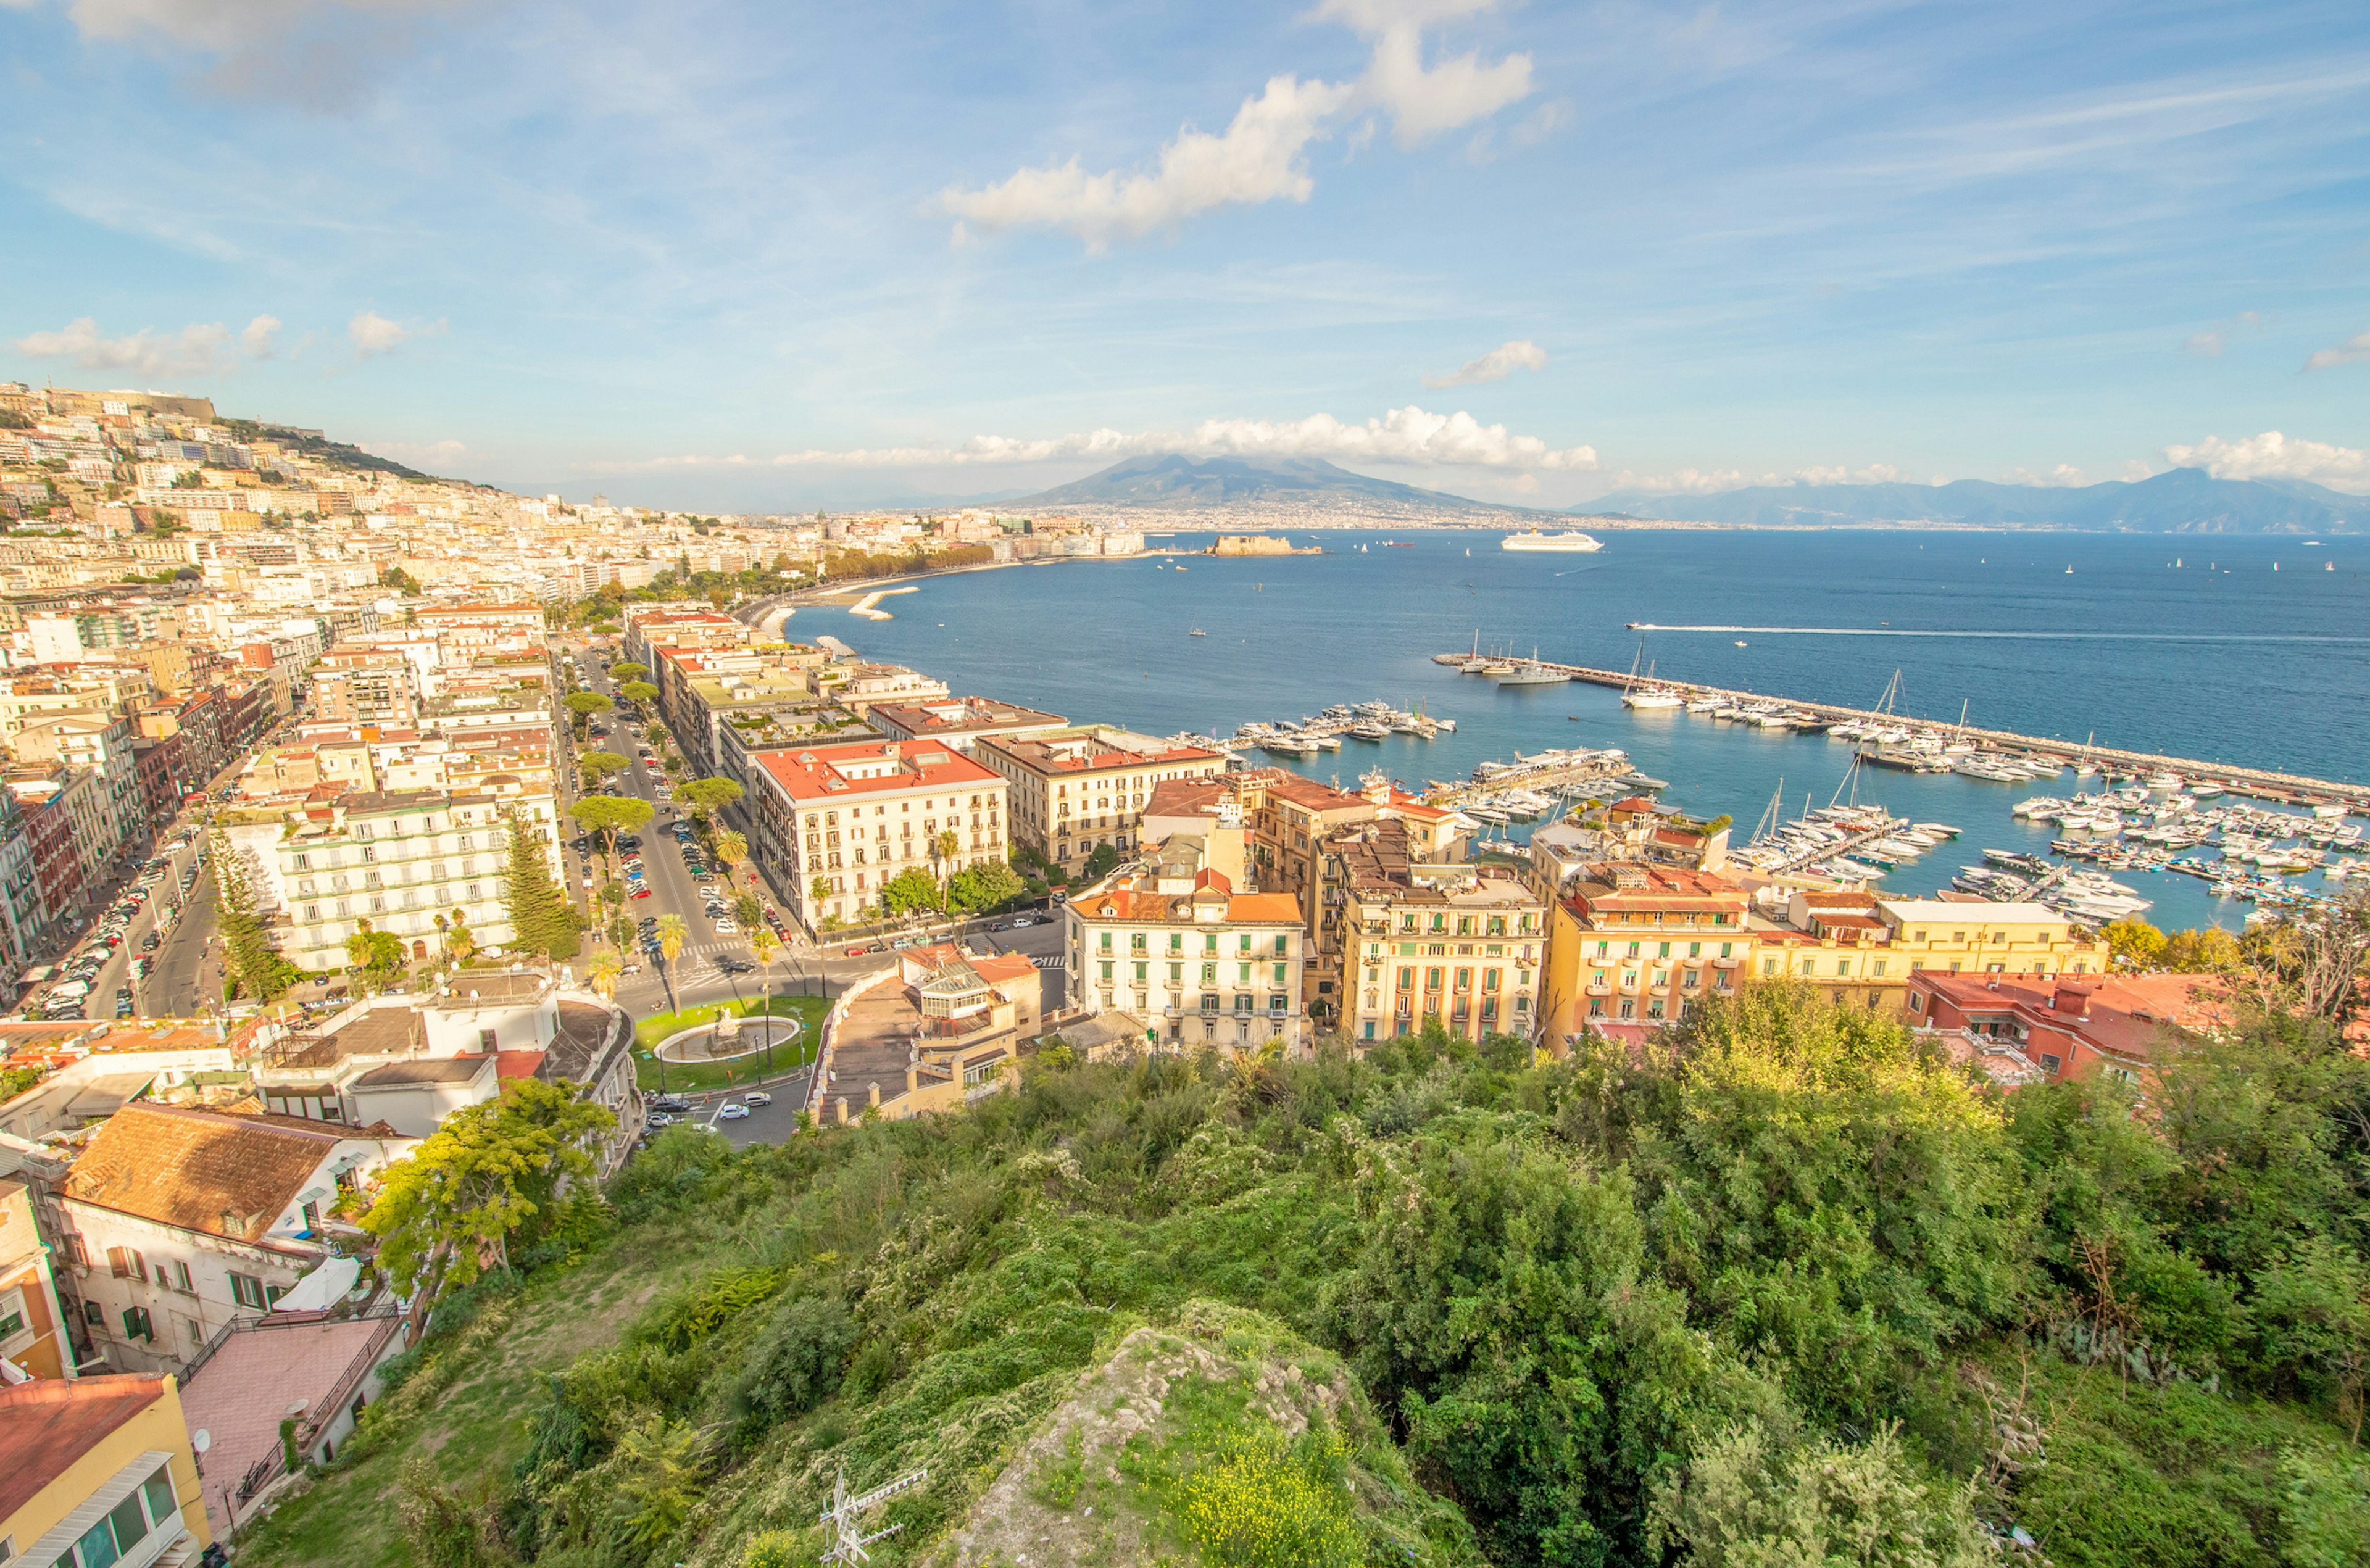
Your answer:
[1626,626,2370,644]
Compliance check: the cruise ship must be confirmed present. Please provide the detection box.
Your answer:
[1500,529,1603,552]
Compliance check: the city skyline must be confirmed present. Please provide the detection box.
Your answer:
[4,0,2368,510]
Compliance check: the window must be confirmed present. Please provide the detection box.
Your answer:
[0,1286,25,1345]
[140,1467,178,1534]
[479,1026,498,1050]
[169,1259,193,1293]
[120,1305,153,1342]
[230,1272,270,1311]
[107,1246,145,1282]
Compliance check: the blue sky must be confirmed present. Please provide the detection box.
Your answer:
[4,0,2368,511]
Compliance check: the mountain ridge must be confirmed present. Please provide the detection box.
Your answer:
[1005,453,1542,514]
[1586,467,2370,533]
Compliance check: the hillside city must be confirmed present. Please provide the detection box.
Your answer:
[4,381,2367,1568]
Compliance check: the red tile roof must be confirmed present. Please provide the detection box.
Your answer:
[0,1374,168,1520]
[755,739,1000,803]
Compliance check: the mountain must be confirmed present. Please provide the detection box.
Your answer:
[1584,468,2370,533]
[1008,454,1533,513]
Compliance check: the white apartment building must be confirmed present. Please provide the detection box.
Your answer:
[749,739,1010,930]
[975,727,1226,877]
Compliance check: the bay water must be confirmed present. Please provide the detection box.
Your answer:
[827,528,2370,932]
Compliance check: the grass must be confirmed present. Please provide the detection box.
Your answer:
[631,995,826,1091]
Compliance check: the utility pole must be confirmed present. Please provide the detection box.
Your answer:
[818,1467,926,1565]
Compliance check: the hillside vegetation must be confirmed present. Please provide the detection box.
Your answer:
[240,986,2370,1568]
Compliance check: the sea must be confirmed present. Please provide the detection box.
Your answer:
[821,528,2370,933]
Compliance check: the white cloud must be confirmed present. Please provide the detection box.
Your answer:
[2185,310,2260,357]
[2161,431,2370,492]
[1606,467,1748,494]
[594,404,1595,475]
[939,75,1352,248]
[2003,463,2089,487]
[1423,338,1547,388]
[1792,462,1903,486]
[2303,329,2370,371]
[1355,15,1533,147]
[10,312,281,379]
[348,309,443,357]
[43,0,461,106]
[944,0,1531,245]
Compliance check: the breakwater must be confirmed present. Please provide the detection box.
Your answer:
[1437,653,2370,812]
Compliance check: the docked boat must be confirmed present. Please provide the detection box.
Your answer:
[1623,686,1686,710]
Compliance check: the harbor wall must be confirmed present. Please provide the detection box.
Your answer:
[1450,655,2370,811]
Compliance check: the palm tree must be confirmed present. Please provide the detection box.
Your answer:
[715,829,748,889]
[587,948,622,1003]
[931,828,961,896]
[656,913,688,1008]
[749,926,781,1068]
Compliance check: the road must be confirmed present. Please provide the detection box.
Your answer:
[560,636,1071,1147]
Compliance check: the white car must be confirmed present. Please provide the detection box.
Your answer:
[717,1102,750,1120]
[743,1090,772,1107]
[713,918,739,934]
[1009,915,1038,927]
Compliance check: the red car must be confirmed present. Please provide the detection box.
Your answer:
[845,945,868,956]
[631,886,654,899]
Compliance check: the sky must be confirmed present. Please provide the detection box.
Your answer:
[3,0,2369,512]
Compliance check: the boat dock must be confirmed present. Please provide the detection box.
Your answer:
[1434,652,2370,813]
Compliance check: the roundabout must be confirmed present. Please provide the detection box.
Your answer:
[652,1008,804,1065]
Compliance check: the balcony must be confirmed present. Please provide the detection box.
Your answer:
[1584,982,1613,997]
[1712,953,1744,968]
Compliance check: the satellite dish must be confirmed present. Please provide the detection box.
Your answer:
[193,1429,212,1453]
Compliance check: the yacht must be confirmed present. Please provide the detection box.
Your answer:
[1623,686,1686,710]
[1500,530,1605,552]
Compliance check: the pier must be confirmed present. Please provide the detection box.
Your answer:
[1436,654,2370,814]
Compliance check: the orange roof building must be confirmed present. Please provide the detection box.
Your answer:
[749,739,1010,933]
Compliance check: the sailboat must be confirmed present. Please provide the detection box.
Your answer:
[1188,628,1207,637]
[1620,645,1684,708]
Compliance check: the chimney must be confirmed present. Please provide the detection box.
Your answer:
[2054,979,2095,1019]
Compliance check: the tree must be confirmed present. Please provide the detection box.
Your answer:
[562,691,613,737]
[586,948,622,1003]
[607,662,649,683]
[360,1078,615,1303]
[443,908,477,966]
[749,926,784,1065]
[210,823,298,1002]
[2242,888,2370,1021]
[2254,1238,2370,1443]
[713,829,748,885]
[2165,924,2243,973]
[377,565,422,595]
[880,868,939,916]
[570,796,653,882]
[656,913,688,1002]
[2106,918,2170,969]
[344,918,409,990]
[502,814,580,961]
[947,859,1025,914]
[576,751,631,788]
[1646,1421,1992,1568]
[733,890,764,931]
[1081,842,1121,881]
[617,680,660,708]
[677,777,743,826]
[929,828,961,890]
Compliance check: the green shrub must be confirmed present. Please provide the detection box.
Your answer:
[732,1294,859,1431]
[1181,1429,1361,1568]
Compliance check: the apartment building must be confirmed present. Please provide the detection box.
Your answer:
[1,1374,212,1568]
[830,662,950,717]
[1326,818,1547,1043]
[265,784,562,971]
[1064,835,1309,1050]
[1542,863,1755,1037]
[307,650,419,728]
[868,695,1066,754]
[57,1103,412,1374]
[1871,898,2110,980]
[749,739,1009,930]
[975,727,1226,877]
[2,1176,76,1381]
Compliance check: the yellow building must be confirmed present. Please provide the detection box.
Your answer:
[1,1372,212,1568]
[1871,899,2109,979]
[2,1178,75,1383]
[1540,863,1752,1040]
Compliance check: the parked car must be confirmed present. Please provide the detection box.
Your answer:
[713,919,739,934]
[631,886,654,899]
[646,1112,676,1127]
[1008,915,1038,927]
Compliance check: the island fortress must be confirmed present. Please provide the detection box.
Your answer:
[1208,534,1321,556]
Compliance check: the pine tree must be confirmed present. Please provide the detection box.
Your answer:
[210,822,295,1001]
[501,813,580,961]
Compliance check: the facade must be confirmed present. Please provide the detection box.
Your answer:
[1909,969,2229,1085]
[1064,839,1310,1050]
[868,695,1066,754]
[0,1374,212,1568]
[1542,863,1754,1037]
[748,739,1010,931]
[975,728,1226,877]
[1869,898,2109,980]
[56,1103,410,1375]
[1327,823,1547,1043]
[2,1176,77,1381]
[307,650,420,728]
[268,785,562,971]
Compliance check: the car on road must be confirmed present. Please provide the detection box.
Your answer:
[646,1111,676,1127]
[1008,915,1039,927]
[647,1094,692,1112]
[743,1090,772,1107]
[715,957,754,975]
[717,1102,750,1120]
[114,987,134,1017]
